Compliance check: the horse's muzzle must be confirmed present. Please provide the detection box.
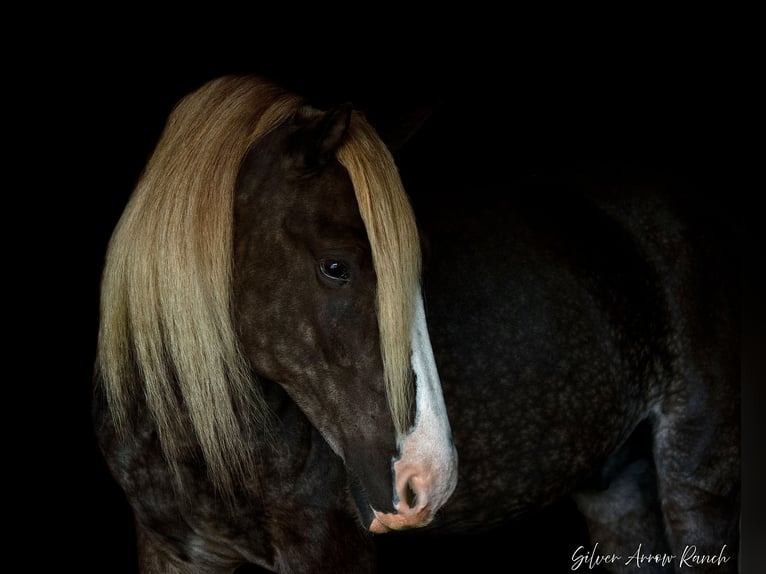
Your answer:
[368,437,458,533]
[368,465,436,532]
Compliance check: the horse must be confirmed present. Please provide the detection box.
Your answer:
[93,75,458,573]
[95,74,740,573]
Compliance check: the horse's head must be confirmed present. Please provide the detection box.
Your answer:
[98,76,456,534]
[232,102,457,531]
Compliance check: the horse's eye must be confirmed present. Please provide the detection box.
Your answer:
[319,259,350,283]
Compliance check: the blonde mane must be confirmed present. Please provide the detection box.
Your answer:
[337,116,421,433]
[97,75,419,495]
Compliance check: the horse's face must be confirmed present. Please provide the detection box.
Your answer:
[233,106,457,531]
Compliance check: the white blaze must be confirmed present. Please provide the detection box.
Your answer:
[395,292,458,513]
[369,293,458,532]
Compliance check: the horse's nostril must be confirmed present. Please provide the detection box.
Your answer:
[404,479,418,509]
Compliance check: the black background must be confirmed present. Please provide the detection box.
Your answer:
[44,24,762,573]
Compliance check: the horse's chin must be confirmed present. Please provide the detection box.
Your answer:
[347,471,381,530]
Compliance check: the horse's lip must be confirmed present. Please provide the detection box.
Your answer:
[369,515,391,533]
[368,504,433,533]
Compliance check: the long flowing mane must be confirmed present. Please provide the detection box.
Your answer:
[96,75,420,495]
[337,119,420,433]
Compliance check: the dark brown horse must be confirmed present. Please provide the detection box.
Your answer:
[94,75,740,573]
[94,75,457,572]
